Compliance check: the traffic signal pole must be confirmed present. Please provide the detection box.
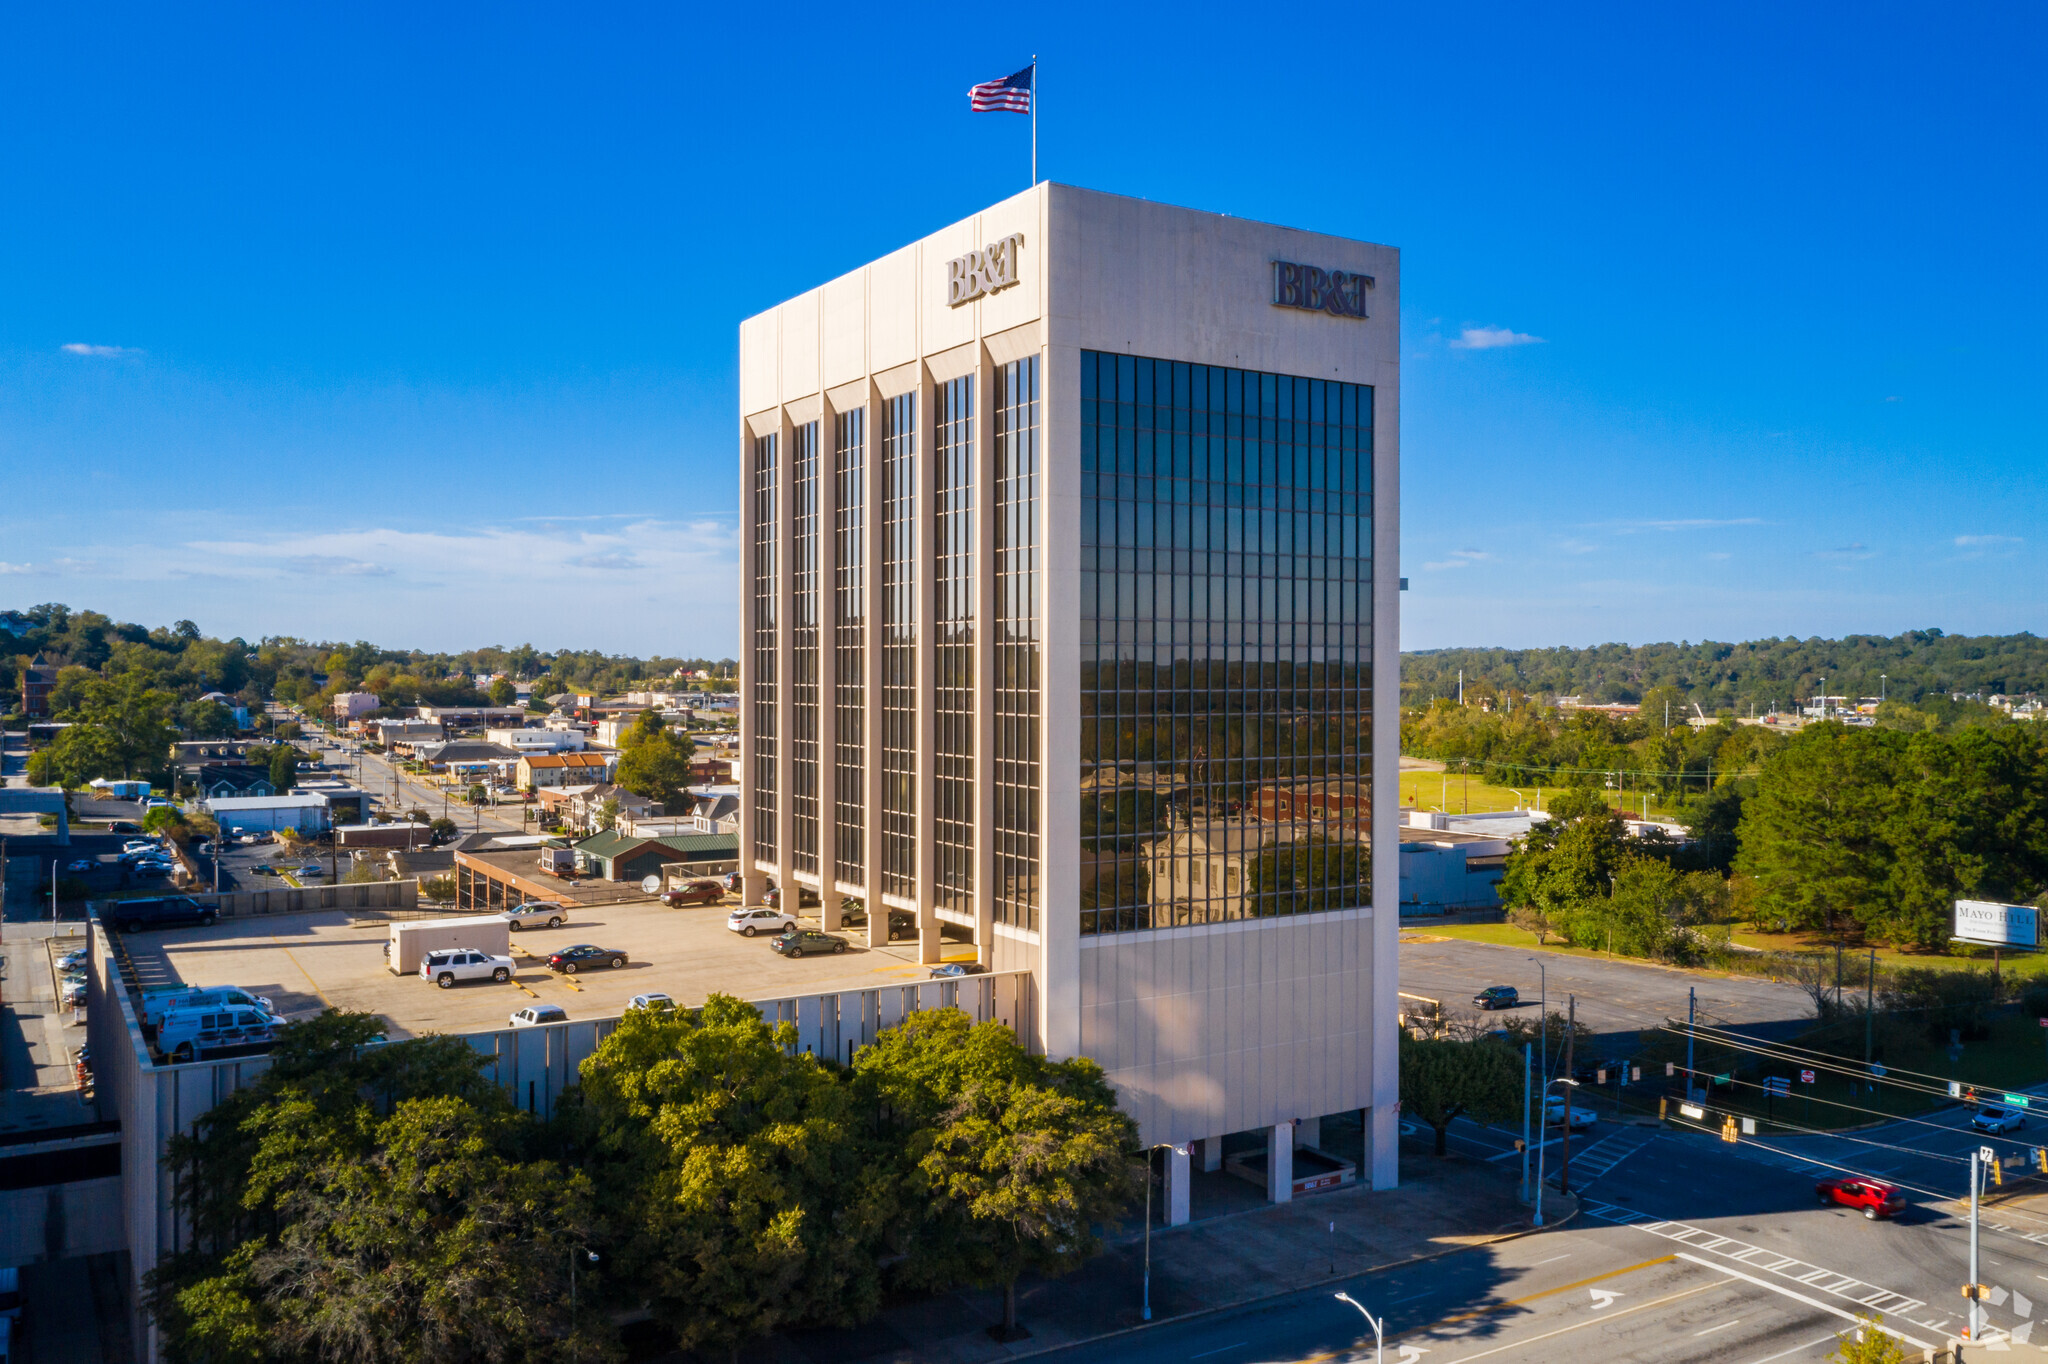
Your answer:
[1561,995,1576,1195]
[1970,1150,1982,1340]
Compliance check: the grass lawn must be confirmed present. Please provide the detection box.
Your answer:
[1397,764,1684,822]
[1401,920,1649,967]
[1727,927,2048,980]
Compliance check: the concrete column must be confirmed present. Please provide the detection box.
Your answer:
[817,396,839,935]
[1267,1121,1294,1204]
[914,366,940,964]
[861,379,886,950]
[775,409,797,910]
[1165,1142,1193,1226]
[1201,1137,1222,1173]
[1368,1104,1400,1192]
[1295,1117,1320,1150]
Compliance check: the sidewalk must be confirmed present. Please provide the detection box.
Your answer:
[723,1137,1568,1364]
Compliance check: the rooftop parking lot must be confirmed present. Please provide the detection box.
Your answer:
[113,898,980,1038]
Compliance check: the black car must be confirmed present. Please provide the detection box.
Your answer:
[1473,985,1521,1011]
[545,944,627,974]
[109,897,220,933]
[771,929,848,959]
[762,885,822,911]
[108,821,143,834]
[837,899,917,939]
[929,961,989,979]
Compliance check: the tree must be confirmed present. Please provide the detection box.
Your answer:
[148,1011,608,1364]
[488,678,517,707]
[1499,796,1628,920]
[614,710,694,813]
[181,699,238,739]
[1398,1033,1521,1157]
[574,994,890,1362]
[1826,1317,1908,1363]
[851,1010,1138,1336]
[268,745,298,794]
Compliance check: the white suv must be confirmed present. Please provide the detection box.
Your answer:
[418,948,515,988]
[727,906,796,938]
[500,902,567,932]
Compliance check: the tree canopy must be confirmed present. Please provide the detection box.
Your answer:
[612,709,695,811]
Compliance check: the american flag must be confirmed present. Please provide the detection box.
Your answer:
[969,65,1033,114]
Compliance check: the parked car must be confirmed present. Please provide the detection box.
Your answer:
[251,864,280,876]
[728,907,796,938]
[661,880,725,907]
[627,992,676,1010]
[157,1004,280,1063]
[929,961,989,979]
[1973,1104,2027,1135]
[110,897,219,933]
[510,1004,568,1028]
[1473,985,1521,1010]
[1542,1097,1598,1131]
[65,859,96,874]
[763,885,821,911]
[121,840,160,856]
[57,949,88,970]
[501,902,567,931]
[721,870,746,894]
[838,900,917,939]
[1816,1177,1906,1220]
[296,864,325,878]
[419,948,516,988]
[108,821,142,834]
[545,944,627,974]
[771,929,848,959]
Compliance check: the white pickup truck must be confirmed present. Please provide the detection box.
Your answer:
[418,948,515,989]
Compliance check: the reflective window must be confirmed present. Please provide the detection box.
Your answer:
[993,357,1041,930]
[790,421,820,875]
[933,376,975,915]
[750,432,777,863]
[880,393,917,899]
[1078,352,1374,935]
[832,408,866,883]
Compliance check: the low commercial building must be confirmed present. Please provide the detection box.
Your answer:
[331,691,381,721]
[486,727,586,754]
[204,792,333,834]
[574,829,738,883]
[516,751,615,789]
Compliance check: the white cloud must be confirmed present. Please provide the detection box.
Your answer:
[1423,549,1493,571]
[1815,543,1875,561]
[1608,517,1764,533]
[1450,326,1543,350]
[1556,538,1598,555]
[570,552,641,571]
[0,561,31,574]
[1703,552,1731,561]
[60,342,142,358]
[287,556,393,578]
[1955,534,2021,547]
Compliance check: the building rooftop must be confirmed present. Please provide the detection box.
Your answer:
[112,901,970,1042]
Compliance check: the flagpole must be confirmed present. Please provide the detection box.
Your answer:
[1031,54,1038,185]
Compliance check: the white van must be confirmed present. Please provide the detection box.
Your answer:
[156,1004,280,1064]
[140,985,275,1033]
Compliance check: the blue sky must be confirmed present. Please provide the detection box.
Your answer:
[3,3,2042,657]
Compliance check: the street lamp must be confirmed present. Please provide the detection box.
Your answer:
[1333,1292,1384,1364]
[569,1246,598,1329]
[1533,1078,1579,1227]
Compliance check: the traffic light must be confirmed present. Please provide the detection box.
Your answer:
[2035,1147,2046,1174]
[1721,1115,1739,1143]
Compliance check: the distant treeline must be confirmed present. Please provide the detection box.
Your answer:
[1402,629,2047,712]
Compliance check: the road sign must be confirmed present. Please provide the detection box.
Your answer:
[1982,1145,1998,1165]
[2005,1094,2032,1110]
[1679,1103,1705,1120]
[1800,1069,1816,1084]
[1952,1081,1965,1098]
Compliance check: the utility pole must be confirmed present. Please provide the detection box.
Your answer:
[1865,949,1876,1077]
[1686,987,1697,1101]
[1970,1150,1983,1340]
[1561,995,1576,1194]
[1521,1042,1532,1202]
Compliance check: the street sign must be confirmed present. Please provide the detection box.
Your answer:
[1952,1081,1965,1098]
[2004,1094,2032,1110]
[1800,1069,1816,1084]
[1764,1076,1791,1097]
[1981,1145,1998,1166]
[1955,898,2040,949]
[1680,1103,1705,1120]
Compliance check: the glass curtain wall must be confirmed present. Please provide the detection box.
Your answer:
[932,377,975,914]
[1078,351,1373,936]
[879,394,917,900]
[790,421,820,875]
[832,409,866,884]
[993,358,1041,930]
[750,432,778,864]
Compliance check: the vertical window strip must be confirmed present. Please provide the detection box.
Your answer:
[993,357,1041,931]
[751,432,778,863]
[880,393,917,899]
[1077,353,1373,936]
[833,408,865,883]
[791,421,820,875]
[933,376,975,914]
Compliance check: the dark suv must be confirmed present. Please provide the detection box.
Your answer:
[1473,985,1521,1011]
[109,897,220,934]
[838,899,916,939]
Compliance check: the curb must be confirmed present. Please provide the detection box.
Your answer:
[997,1196,1582,1361]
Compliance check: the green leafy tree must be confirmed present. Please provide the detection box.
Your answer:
[614,710,694,812]
[574,994,891,1362]
[489,678,517,707]
[1399,1033,1522,1157]
[181,699,239,739]
[1826,1317,1908,1363]
[268,745,298,794]
[854,1008,1139,1338]
[1498,794,1629,919]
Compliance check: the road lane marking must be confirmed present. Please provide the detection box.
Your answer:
[1390,1291,1434,1303]
[1528,1254,1570,1267]
[1694,1319,1742,1336]
[1401,1255,1677,1335]
[1740,1333,1848,1364]
[1672,1254,1931,1351]
[1188,1343,1246,1359]
[1436,1279,1730,1364]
